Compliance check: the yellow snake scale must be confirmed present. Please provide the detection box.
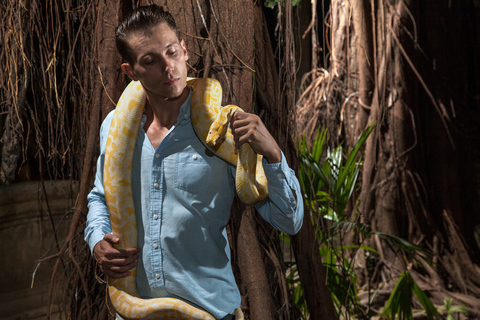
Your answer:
[103,78,268,319]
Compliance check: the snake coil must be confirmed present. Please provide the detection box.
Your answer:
[104,78,267,319]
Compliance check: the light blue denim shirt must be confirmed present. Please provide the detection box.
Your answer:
[85,89,304,319]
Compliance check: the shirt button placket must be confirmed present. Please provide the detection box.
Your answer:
[152,151,163,284]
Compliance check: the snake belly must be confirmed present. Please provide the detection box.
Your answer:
[104,78,267,319]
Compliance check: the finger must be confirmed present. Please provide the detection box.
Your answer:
[231,117,260,141]
[111,247,140,257]
[230,111,255,130]
[99,257,137,276]
[110,251,139,265]
[102,258,137,279]
[99,238,140,258]
[232,111,260,124]
[231,120,252,143]
[232,129,248,149]
[235,128,252,143]
[111,260,138,274]
[104,250,140,263]
[102,235,140,254]
[232,110,248,120]
[102,267,132,279]
[231,117,253,132]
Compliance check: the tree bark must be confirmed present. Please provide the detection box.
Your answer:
[297,0,480,314]
[0,1,29,184]
[254,2,338,318]
[172,1,288,318]
[236,206,276,320]
[47,1,123,318]
[291,220,337,319]
[351,0,374,136]
[355,0,480,307]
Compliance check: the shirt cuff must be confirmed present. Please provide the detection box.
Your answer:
[87,230,108,255]
[262,152,298,209]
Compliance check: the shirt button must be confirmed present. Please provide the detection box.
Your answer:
[292,201,297,206]
[155,274,160,279]
[155,154,160,158]
[193,154,198,160]
[153,214,158,220]
[153,244,158,249]
[184,114,188,119]
[277,173,283,179]
[154,183,159,189]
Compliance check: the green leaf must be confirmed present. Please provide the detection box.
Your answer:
[312,128,327,163]
[323,209,339,222]
[334,122,375,196]
[264,0,278,8]
[330,221,372,238]
[370,231,432,262]
[381,271,414,319]
[335,244,380,255]
[381,271,442,320]
[264,0,301,8]
[412,281,440,319]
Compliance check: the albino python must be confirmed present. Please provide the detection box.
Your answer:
[103,78,268,319]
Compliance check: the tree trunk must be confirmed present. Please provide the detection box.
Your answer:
[255,1,338,318]
[296,0,480,315]
[351,0,374,137]
[0,1,29,184]
[235,205,276,319]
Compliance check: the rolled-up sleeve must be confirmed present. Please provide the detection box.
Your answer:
[254,152,304,235]
[84,112,114,254]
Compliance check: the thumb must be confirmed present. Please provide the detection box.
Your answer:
[103,233,120,244]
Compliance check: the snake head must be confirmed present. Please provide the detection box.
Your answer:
[206,130,225,147]
[206,105,240,147]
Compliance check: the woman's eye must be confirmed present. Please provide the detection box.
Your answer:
[145,60,155,65]
[168,50,177,56]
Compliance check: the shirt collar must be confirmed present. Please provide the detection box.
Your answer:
[177,87,193,122]
[140,88,192,126]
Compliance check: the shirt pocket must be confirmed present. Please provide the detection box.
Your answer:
[175,152,212,193]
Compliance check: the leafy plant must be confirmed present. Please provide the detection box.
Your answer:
[264,0,301,9]
[296,125,375,318]
[439,298,469,320]
[284,260,309,319]
[298,123,375,223]
[380,271,440,320]
[292,123,442,319]
[289,124,450,320]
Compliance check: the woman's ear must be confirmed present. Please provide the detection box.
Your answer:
[121,63,138,81]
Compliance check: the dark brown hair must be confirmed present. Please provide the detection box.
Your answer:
[115,5,179,65]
